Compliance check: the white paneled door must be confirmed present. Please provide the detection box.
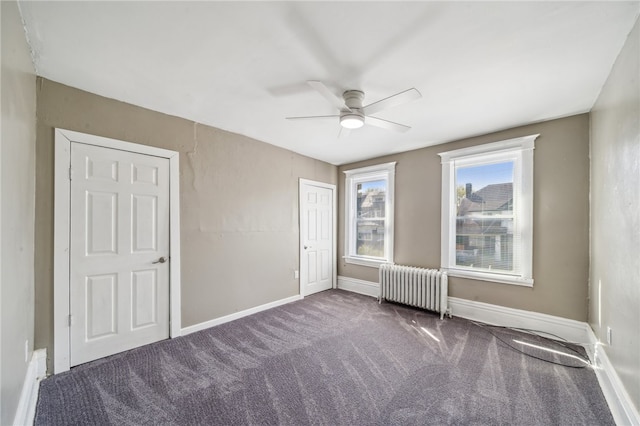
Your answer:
[69,142,170,366]
[300,180,334,296]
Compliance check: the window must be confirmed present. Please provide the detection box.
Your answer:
[439,135,537,286]
[344,162,395,267]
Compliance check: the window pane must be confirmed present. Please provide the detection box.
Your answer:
[356,180,386,258]
[455,162,514,272]
[357,180,386,219]
[357,219,385,257]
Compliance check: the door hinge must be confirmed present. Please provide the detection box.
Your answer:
[68,314,72,327]
[68,166,72,181]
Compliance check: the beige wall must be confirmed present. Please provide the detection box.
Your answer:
[1,1,37,424]
[590,18,640,413]
[35,79,337,371]
[339,114,590,321]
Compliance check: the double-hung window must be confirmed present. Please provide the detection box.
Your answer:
[439,135,537,286]
[344,162,395,267]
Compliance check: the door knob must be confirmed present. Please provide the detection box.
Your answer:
[153,257,167,264]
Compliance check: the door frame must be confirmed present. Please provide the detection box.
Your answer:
[53,128,182,374]
[298,179,337,297]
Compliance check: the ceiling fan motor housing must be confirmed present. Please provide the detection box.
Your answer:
[343,90,364,109]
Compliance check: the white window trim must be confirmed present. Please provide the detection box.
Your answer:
[343,162,395,268]
[439,135,537,287]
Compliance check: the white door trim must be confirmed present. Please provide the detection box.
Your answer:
[298,179,337,297]
[53,128,181,374]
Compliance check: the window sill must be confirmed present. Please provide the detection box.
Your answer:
[343,256,388,268]
[443,268,533,287]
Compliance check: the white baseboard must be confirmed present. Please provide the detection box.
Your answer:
[337,275,379,298]
[337,276,586,343]
[585,327,640,426]
[338,276,589,344]
[14,348,47,426]
[181,295,303,336]
[447,297,590,343]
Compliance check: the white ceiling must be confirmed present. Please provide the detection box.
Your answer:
[18,1,639,165]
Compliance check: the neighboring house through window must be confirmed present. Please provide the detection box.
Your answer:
[439,135,537,286]
[344,162,396,267]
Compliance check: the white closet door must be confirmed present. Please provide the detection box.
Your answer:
[70,142,170,366]
[301,182,333,296]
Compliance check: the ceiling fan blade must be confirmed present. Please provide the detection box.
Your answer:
[365,116,411,133]
[338,127,352,139]
[362,88,422,115]
[286,114,339,121]
[307,81,350,112]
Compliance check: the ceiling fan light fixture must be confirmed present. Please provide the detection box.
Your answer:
[340,113,364,129]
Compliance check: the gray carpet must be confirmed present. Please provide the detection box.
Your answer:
[36,289,613,425]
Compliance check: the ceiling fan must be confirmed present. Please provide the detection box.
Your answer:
[286,81,422,134]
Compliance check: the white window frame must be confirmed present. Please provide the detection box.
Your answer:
[439,135,537,287]
[344,162,395,267]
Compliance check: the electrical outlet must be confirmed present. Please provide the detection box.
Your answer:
[294,270,299,279]
[606,327,612,346]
